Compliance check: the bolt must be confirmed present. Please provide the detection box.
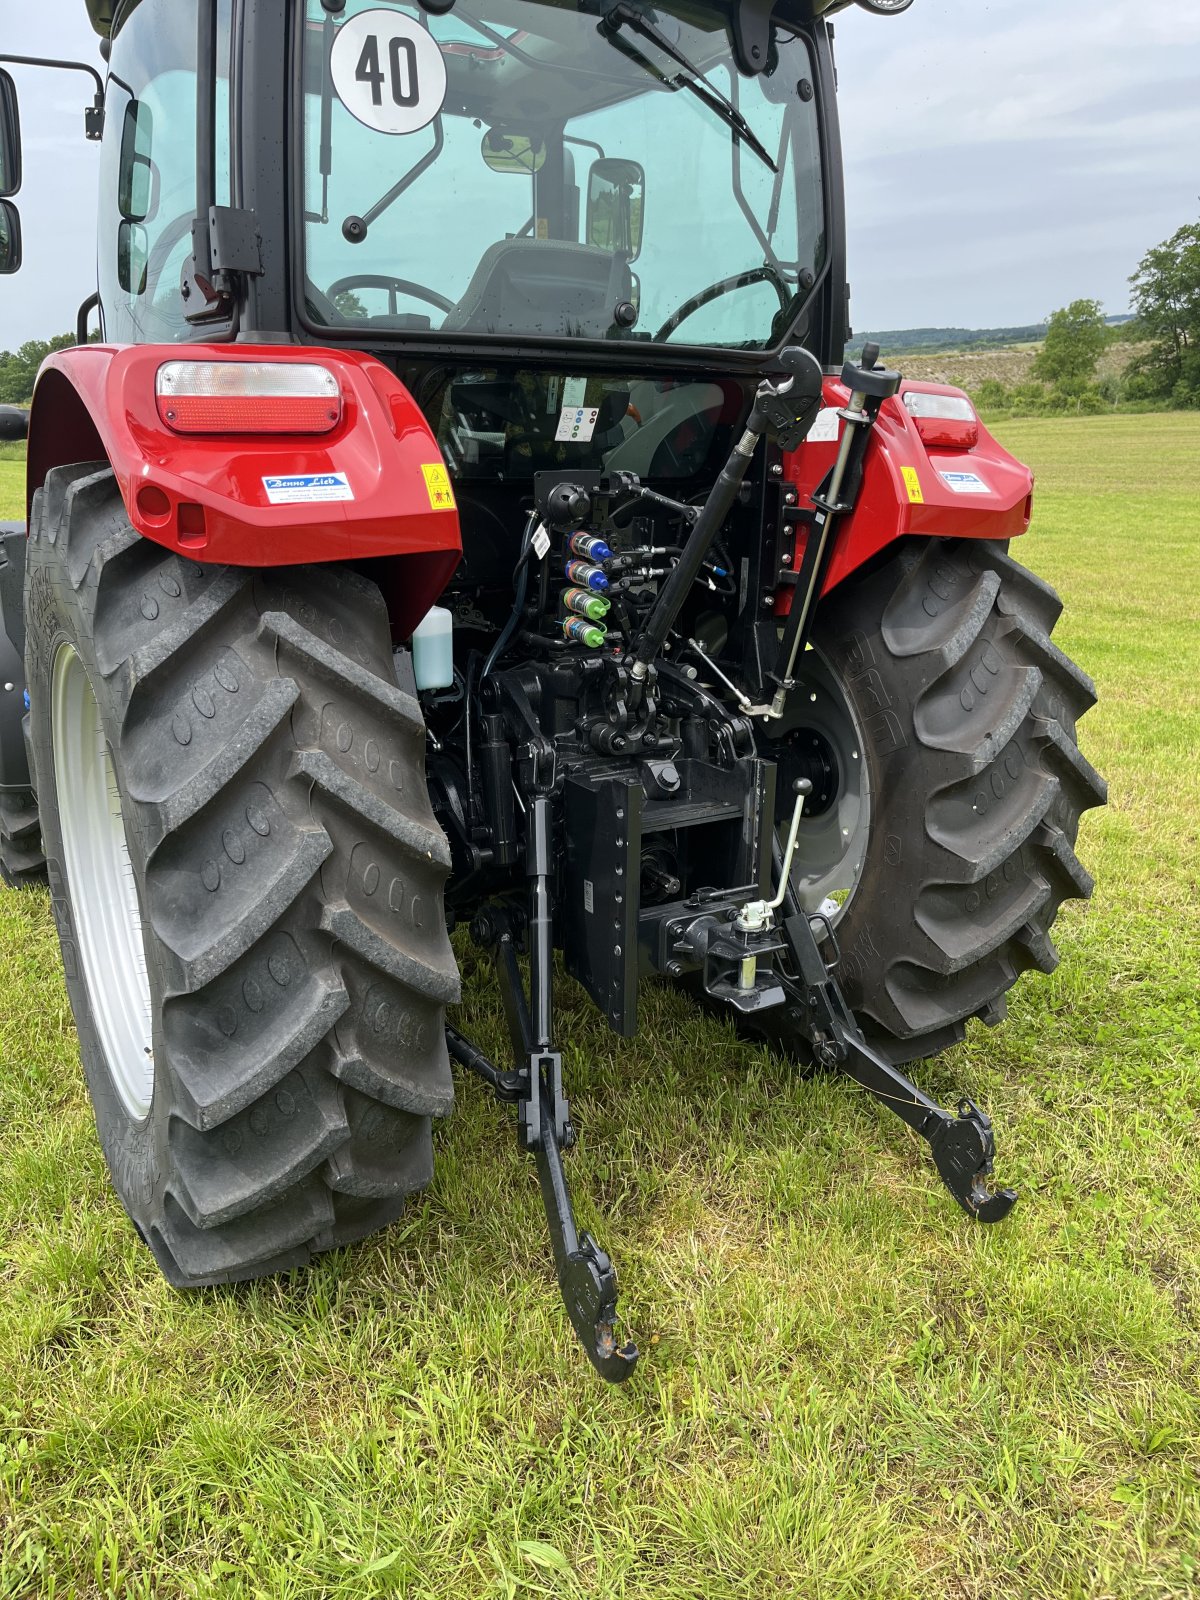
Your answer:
[781,554,791,566]
[784,491,797,506]
[762,592,776,609]
[770,463,783,477]
[667,960,683,977]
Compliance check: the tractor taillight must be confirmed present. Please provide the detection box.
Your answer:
[155,361,342,435]
[901,389,979,449]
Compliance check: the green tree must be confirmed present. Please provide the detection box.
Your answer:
[331,289,367,321]
[1031,299,1108,394]
[1127,219,1200,405]
[0,333,76,405]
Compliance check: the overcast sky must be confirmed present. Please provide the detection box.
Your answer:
[1,0,1198,348]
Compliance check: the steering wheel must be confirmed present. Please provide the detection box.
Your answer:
[326,273,456,317]
[654,264,792,342]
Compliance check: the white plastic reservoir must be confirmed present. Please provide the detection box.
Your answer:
[411,605,454,691]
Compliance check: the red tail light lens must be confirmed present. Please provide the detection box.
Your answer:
[155,361,342,434]
[902,388,979,450]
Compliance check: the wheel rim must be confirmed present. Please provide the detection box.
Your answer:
[769,644,872,921]
[51,643,155,1120]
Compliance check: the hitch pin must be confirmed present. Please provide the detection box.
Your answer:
[734,778,812,987]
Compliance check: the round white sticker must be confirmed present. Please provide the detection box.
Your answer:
[330,9,447,137]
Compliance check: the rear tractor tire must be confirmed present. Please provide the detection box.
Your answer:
[25,464,460,1286]
[768,536,1106,1065]
[0,531,45,887]
[0,787,46,888]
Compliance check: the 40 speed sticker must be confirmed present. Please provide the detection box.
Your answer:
[262,472,354,505]
[330,9,447,137]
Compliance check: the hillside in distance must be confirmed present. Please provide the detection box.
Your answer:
[848,316,1133,358]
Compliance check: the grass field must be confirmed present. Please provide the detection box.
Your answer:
[1,415,1198,1597]
[0,440,25,521]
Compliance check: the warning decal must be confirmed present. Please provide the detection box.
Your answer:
[330,9,447,137]
[421,462,456,510]
[901,466,924,504]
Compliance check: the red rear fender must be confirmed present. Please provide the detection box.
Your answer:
[26,343,461,635]
[779,377,1033,608]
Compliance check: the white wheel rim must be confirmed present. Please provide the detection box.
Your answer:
[51,643,155,1120]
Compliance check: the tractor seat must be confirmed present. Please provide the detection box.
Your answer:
[442,239,632,339]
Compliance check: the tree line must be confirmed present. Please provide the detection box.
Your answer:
[963,218,1200,417]
[0,333,76,408]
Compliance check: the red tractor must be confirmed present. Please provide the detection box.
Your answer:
[0,0,1104,1379]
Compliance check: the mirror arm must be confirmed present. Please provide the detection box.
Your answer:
[76,292,100,346]
[0,55,105,141]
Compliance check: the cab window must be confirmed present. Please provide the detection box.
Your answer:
[99,0,233,342]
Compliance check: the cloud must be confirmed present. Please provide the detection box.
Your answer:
[834,0,1200,327]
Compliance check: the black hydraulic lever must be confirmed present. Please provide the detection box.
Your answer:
[779,898,1017,1223]
[628,346,824,676]
[765,343,902,710]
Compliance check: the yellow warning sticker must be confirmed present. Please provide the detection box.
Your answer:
[901,466,924,504]
[421,462,456,511]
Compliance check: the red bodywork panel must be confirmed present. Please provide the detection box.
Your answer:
[27,343,461,636]
[780,377,1033,610]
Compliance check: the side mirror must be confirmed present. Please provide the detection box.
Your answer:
[586,158,644,261]
[117,221,148,295]
[118,101,157,221]
[0,70,21,199]
[0,200,21,275]
[481,131,546,174]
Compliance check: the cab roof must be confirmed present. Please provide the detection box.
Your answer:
[85,0,844,43]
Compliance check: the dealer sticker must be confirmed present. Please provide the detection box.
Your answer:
[262,472,354,505]
[940,470,990,495]
[808,407,842,444]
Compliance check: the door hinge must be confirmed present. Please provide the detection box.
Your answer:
[208,206,263,288]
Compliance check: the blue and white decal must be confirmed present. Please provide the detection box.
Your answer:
[262,472,355,505]
[939,469,990,495]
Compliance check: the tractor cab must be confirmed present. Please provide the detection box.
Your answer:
[4,0,843,369]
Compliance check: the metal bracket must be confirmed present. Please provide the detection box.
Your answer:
[731,0,777,74]
[209,206,264,283]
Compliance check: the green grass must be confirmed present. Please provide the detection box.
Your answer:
[1,414,1198,1596]
[0,440,25,520]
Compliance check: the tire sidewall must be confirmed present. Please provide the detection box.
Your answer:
[810,592,927,1019]
[25,549,169,1233]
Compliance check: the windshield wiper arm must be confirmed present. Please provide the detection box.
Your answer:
[599,3,778,174]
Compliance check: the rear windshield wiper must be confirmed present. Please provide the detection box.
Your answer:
[599,2,778,174]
